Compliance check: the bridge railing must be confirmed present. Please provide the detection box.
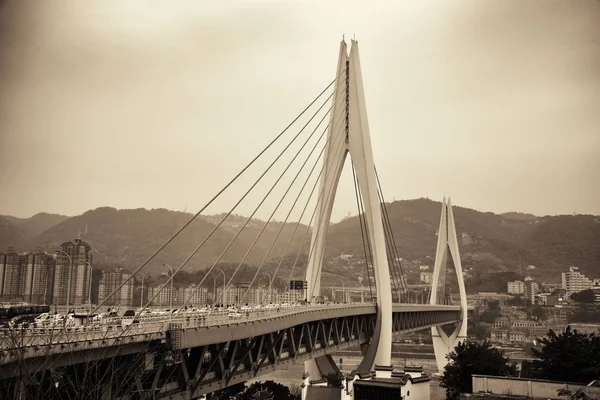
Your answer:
[0,303,377,351]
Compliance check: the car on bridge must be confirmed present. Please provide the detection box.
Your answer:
[228,311,242,319]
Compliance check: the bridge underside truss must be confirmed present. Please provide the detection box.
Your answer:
[0,309,463,400]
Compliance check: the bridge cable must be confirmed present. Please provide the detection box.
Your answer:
[238,124,330,305]
[373,180,403,302]
[225,111,345,307]
[378,191,407,301]
[144,98,334,309]
[375,167,409,295]
[275,114,348,299]
[351,173,383,302]
[376,186,404,303]
[85,97,334,374]
[195,110,330,308]
[260,90,350,300]
[284,118,350,301]
[92,75,342,314]
[245,95,351,304]
[277,104,353,298]
[292,125,353,302]
[350,161,375,301]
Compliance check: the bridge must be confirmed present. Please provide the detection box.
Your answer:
[0,39,471,400]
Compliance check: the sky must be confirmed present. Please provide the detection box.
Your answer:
[0,0,599,221]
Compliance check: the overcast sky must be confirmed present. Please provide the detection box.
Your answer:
[1,0,599,221]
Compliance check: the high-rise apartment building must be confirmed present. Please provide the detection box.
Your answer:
[98,268,134,308]
[24,251,55,304]
[561,266,592,298]
[278,289,304,304]
[178,285,208,306]
[53,239,93,307]
[215,283,277,306]
[147,285,177,307]
[0,247,55,304]
[524,277,539,304]
[0,247,24,299]
[507,281,525,295]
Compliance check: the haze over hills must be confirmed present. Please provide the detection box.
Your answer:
[1,199,599,284]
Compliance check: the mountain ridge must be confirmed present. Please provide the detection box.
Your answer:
[1,200,598,283]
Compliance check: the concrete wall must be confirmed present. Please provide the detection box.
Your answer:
[403,379,430,400]
[473,375,600,399]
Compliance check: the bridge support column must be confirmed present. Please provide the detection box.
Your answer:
[304,38,393,382]
[430,198,468,373]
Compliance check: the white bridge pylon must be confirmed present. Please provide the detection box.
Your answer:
[430,198,468,372]
[304,39,393,370]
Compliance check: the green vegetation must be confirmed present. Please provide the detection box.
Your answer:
[531,326,600,383]
[208,380,300,400]
[570,289,596,304]
[2,199,599,283]
[568,306,600,323]
[441,341,517,400]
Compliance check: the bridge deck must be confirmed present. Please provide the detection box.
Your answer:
[0,303,466,364]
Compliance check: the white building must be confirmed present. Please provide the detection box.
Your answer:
[98,268,134,308]
[278,289,304,304]
[215,283,278,306]
[507,281,524,295]
[561,266,592,297]
[178,285,208,306]
[420,272,432,284]
[147,285,177,307]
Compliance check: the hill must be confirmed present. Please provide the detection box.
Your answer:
[30,207,309,275]
[1,200,598,286]
[0,216,31,250]
[3,212,69,237]
[322,198,600,283]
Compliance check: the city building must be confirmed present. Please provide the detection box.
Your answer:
[524,277,539,304]
[23,250,55,304]
[546,288,568,306]
[147,285,177,307]
[278,289,304,304]
[53,239,93,307]
[0,247,55,304]
[178,285,208,306]
[507,280,525,295]
[215,282,277,305]
[98,268,134,308]
[419,272,432,284]
[561,266,592,298]
[0,247,24,299]
[591,279,600,304]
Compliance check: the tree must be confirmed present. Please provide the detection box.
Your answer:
[323,372,344,388]
[234,381,299,400]
[531,305,547,320]
[478,309,501,324]
[531,326,600,383]
[570,289,596,304]
[441,341,517,400]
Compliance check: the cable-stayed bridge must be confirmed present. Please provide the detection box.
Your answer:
[0,39,471,400]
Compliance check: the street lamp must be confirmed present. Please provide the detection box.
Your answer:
[358,275,364,303]
[263,272,272,304]
[212,268,226,306]
[332,276,346,303]
[81,260,92,314]
[55,250,73,316]
[162,263,174,309]
[139,273,149,309]
[257,278,264,303]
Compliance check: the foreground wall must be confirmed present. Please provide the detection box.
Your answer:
[472,375,600,399]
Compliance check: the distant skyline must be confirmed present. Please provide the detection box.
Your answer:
[1,1,599,221]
